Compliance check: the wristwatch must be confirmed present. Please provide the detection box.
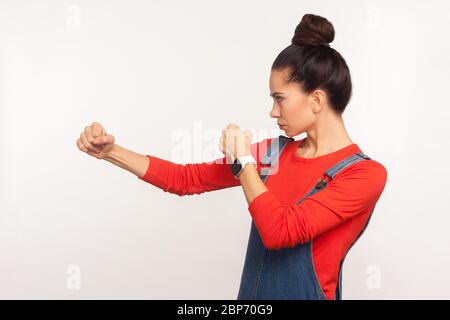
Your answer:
[230,155,257,179]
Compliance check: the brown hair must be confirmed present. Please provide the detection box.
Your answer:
[272,14,352,114]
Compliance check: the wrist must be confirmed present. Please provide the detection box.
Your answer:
[238,162,256,179]
[230,154,256,179]
[104,144,120,161]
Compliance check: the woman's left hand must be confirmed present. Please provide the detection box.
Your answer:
[219,123,253,163]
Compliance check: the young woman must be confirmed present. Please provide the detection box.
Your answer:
[77,14,387,300]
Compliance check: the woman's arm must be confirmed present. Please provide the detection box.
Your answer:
[136,153,242,196]
[104,138,271,197]
[247,160,388,250]
[237,163,269,205]
[103,144,150,178]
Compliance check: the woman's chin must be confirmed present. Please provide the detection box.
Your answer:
[279,126,296,137]
[281,128,292,137]
[282,128,301,138]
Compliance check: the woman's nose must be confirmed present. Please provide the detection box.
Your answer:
[270,106,280,118]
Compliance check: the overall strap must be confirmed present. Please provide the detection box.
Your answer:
[290,151,373,300]
[259,135,294,180]
[324,152,371,180]
[295,152,372,204]
[318,152,373,300]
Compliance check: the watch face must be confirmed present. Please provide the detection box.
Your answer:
[230,159,242,177]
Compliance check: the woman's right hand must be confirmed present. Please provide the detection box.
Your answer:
[76,122,115,159]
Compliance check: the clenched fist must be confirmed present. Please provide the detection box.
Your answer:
[219,123,252,163]
[76,122,115,159]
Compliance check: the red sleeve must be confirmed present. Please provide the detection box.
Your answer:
[138,138,272,197]
[248,160,388,250]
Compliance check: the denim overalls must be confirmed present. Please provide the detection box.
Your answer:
[237,135,375,300]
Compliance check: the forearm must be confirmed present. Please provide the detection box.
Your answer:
[103,144,149,178]
[238,164,269,205]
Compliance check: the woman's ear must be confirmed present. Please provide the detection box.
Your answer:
[310,89,326,113]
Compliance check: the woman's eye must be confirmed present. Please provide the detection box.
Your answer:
[275,96,283,101]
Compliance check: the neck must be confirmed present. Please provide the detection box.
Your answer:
[301,111,353,157]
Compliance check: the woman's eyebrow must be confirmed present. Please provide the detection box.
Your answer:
[270,91,284,97]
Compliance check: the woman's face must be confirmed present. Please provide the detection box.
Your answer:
[269,68,317,137]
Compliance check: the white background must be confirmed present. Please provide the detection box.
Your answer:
[1,0,449,299]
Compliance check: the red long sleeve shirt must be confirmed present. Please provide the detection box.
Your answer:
[138,137,388,300]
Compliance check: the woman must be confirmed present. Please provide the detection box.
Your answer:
[76,14,387,300]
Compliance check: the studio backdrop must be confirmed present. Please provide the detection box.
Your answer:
[1,0,449,299]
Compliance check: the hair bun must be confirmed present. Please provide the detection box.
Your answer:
[291,14,335,47]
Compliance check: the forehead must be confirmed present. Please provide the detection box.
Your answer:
[269,68,299,92]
